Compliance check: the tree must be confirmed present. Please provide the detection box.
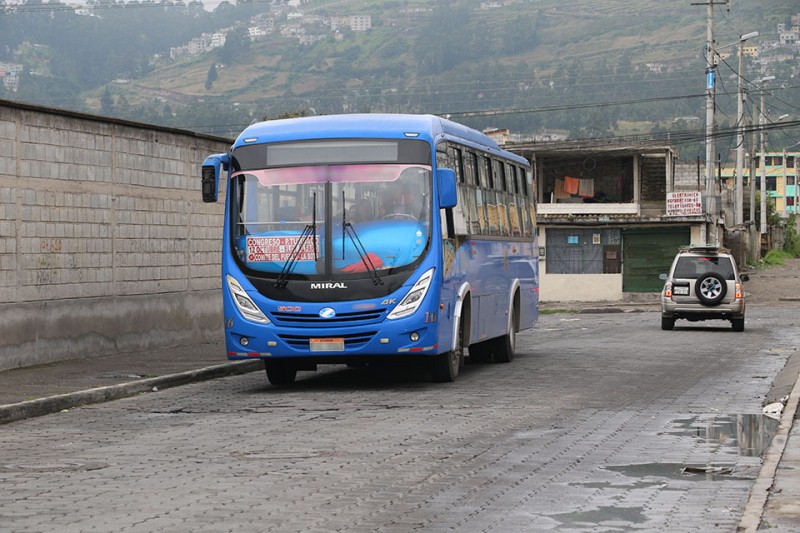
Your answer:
[220,27,250,64]
[205,63,217,90]
[100,87,114,115]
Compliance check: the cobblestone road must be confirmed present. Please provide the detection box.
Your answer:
[1,308,797,532]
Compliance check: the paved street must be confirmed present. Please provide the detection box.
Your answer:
[1,307,798,532]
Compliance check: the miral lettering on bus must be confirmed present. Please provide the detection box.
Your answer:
[310,282,348,290]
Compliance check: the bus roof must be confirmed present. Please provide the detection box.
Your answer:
[234,114,530,166]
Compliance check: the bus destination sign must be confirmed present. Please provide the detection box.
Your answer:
[247,236,319,262]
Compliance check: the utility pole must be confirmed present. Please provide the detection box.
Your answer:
[759,77,774,236]
[734,32,758,226]
[704,1,717,243]
[692,0,729,244]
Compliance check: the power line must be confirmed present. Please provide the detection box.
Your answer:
[440,93,708,119]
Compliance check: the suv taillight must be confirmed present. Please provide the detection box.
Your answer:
[735,283,743,299]
[664,282,673,298]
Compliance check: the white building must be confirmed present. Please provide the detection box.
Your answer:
[349,15,371,31]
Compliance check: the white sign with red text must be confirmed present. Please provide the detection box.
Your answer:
[247,236,319,262]
[666,191,703,216]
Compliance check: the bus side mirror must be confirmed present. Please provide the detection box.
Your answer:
[437,168,457,209]
[201,153,230,203]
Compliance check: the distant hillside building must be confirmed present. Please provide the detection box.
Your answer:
[329,15,371,32]
[349,15,372,31]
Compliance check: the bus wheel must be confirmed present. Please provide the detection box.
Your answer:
[493,306,517,363]
[433,320,463,382]
[468,340,493,364]
[265,360,297,385]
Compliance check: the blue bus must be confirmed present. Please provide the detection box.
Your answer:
[201,114,538,384]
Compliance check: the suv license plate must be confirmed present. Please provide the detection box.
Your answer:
[310,338,344,352]
[673,286,689,295]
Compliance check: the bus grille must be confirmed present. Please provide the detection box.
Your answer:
[277,331,377,350]
[270,309,386,327]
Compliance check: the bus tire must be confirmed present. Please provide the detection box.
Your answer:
[265,360,297,385]
[468,340,494,363]
[493,304,517,363]
[433,319,463,382]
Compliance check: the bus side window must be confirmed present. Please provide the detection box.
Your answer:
[447,144,464,183]
[509,194,522,236]
[463,151,476,186]
[475,156,494,233]
[436,146,456,239]
[523,167,535,237]
[474,188,487,235]
[493,159,506,192]
[516,165,527,197]
[493,159,511,236]
[444,144,469,236]
[436,149,448,169]
[506,163,518,195]
[477,155,491,189]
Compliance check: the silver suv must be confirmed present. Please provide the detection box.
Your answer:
[660,245,749,331]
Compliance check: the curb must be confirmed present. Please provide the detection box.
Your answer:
[737,364,800,532]
[0,359,263,426]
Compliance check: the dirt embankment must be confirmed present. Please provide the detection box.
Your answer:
[742,258,800,307]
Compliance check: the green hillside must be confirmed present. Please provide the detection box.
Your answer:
[3,0,798,157]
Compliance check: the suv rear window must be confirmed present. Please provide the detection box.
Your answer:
[673,256,735,280]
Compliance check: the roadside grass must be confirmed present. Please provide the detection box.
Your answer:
[764,250,796,265]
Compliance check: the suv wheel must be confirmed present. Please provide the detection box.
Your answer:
[661,316,675,330]
[695,272,727,307]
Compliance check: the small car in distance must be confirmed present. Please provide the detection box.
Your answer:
[660,245,749,331]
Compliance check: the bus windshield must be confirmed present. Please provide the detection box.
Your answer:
[230,163,432,279]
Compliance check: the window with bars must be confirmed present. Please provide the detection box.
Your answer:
[545,228,621,274]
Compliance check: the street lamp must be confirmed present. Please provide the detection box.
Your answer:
[733,31,758,226]
[759,76,775,236]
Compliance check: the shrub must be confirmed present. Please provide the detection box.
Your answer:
[784,214,800,257]
[764,249,793,265]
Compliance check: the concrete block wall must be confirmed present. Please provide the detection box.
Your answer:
[0,100,231,370]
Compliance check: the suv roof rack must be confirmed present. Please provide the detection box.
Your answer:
[678,244,729,254]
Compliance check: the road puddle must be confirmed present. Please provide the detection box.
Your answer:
[605,462,740,481]
[549,505,648,527]
[598,414,779,484]
[666,413,779,457]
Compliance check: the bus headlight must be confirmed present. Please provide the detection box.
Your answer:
[226,275,270,324]
[387,268,434,320]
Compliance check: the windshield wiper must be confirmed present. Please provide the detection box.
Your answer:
[274,192,317,288]
[342,192,383,286]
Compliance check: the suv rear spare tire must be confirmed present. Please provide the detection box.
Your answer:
[695,272,727,306]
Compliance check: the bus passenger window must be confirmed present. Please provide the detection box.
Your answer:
[497,192,511,236]
[493,159,506,192]
[508,196,522,236]
[455,185,471,235]
[470,188,484,234]
[477,155,491,189]
[463,152,476,186]
[484,189,499,234]
[516,166,527,197]
[506,164,518,194]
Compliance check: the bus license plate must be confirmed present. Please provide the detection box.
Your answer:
[673,286,689,295]
[310,338,344,352]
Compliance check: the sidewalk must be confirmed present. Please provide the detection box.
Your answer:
[0,340,261,425]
